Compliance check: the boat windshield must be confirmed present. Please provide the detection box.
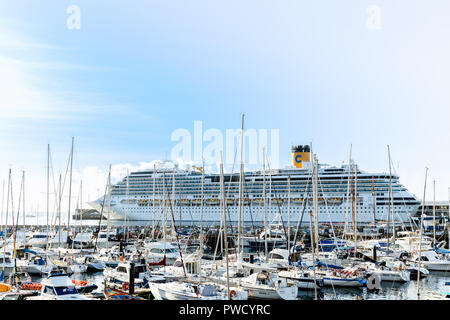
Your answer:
[54,286,78,296]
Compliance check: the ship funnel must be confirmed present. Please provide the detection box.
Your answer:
[292,145,311,168]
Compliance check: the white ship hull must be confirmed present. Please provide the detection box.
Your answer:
[89,153,420,223]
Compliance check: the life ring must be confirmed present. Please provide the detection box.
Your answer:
[229,290,237,298]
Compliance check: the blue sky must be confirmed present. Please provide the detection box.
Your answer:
[0,1,449,216]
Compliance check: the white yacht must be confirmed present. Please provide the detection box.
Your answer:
[150,282,228,300]
[0,253,15,277]
[27,231,49,248]
[16,256,52,276]
[411,250,450,271]
[235,271,298,300]
[72,232,95,249]
[144,241,180,266]
[26,273,90,300]
[104,260,165,293]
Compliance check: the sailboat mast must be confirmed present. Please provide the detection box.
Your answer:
[388,145,395,245]
[237,113,245,257]
[353,164,358,253]
[287,175,291,248]
[58,174,62,251]
[199,159,205,284]
[433,180,436,245]
[1,180,4,239]
[23,171,25,227]
[106,166,111,250]
[344,145,352,240]
[152,164,156,239]
[67,137,74,237]
[311,154,318,300]
[262,147,268,258]
[46,144,50,250]
[162,171,167,266]
[417,167,428,299]
[172,168,176,230]
[372,176,376,224]
[220,151,230,299]
[126,168,129,243]
[313,154,319,254]
[80,180,83,245]
[3,170,11,270]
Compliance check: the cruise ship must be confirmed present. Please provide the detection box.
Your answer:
[89,146,420,223]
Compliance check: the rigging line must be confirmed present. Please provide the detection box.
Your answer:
[162,172,187,278]
[222,141,239,236]
[292,179,313,253]
[245,190,261,260]
[344,145,352,241]
[14,172,24,228]
[388,156,418,230]
[94,167,110,253]
[318,178,337,244]
[265,154,289,249]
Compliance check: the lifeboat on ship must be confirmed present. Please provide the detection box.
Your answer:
[271,198,284,205]
[253,198,264,205]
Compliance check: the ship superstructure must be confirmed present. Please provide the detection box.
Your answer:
[89,146,420,223]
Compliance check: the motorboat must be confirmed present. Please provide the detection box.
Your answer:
[26,272,91,300]
[235,271,298,300]
[75,254,104,272]
[72,232,95,249]
[104,260,166,294]
[411,250,450,271]
[0,253,15,277]
[27,231,49,248]
[277,268,324,291]
[16,255,53,276]
[144,241,179,266]
[150,281,229,300]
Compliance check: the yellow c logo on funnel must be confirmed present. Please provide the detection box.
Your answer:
[293,152,310,168]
